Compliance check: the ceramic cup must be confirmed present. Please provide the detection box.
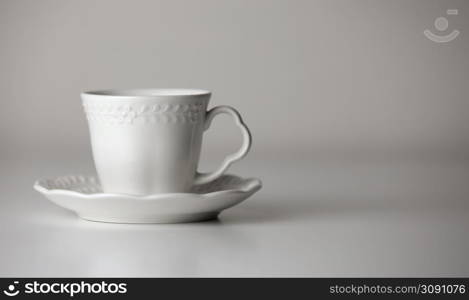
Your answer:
[81,89,251,195]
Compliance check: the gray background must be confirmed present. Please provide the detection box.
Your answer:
[0,0,468,277]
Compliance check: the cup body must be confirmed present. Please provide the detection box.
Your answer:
[82,89,210,195]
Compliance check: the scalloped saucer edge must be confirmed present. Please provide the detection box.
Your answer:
[34,174,262,224]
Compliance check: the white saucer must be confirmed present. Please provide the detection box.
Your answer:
[34,175,262,224]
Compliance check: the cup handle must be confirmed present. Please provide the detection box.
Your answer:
[194,105,252,185]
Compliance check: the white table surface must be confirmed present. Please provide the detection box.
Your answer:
[1,151,468,277]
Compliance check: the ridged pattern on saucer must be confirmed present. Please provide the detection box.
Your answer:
[35,175,259,195]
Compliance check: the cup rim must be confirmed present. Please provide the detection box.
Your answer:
[82,88,211,98]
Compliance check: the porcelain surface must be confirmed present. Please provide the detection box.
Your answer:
[34,174,262,224]
[82,89,252,195]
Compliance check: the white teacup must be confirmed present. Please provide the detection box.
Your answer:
[81,89,251,195]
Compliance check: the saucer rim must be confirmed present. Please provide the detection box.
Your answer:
[33,175,262,199]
